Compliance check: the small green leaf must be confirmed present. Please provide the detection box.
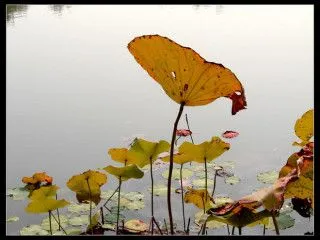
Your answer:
[20,225,50,235]
[7,187,29,200]
[123,192,144,201]
[41,215,69,231]
[162,168,193,180]
[69,215,89,226]
[225,176,240,185]
[6,216,19,222]
[67,202,96,214]
[105,212,125,223]
[192,179,214,188]
[257,170,278,184]
[150,184,175,196]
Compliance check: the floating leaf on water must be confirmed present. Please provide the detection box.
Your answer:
[41,215,69,231]
[215,161,235,169]
[124,219,148,233]
[20,225,50,235]
[110,205,126,213]
[195,171,206,179]
[125,200,145,210]
[67,202,96,214]
[6,216,19,222]
[123,192,144,201]
[257,170,278,184]
[225,176,240,185]
[150,184,174,196]
[104,212,125,223]
[101,190,118,201]
[102,223,115,231]
[7,187,29,200]
[69,215,89,226]
[280,202,294,214]
[266,213,295,230]
[192,179,214,188]
[162,168,193,180]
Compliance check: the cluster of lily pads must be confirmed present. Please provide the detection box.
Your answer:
[6,34,313,235]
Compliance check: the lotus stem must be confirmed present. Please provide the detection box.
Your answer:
[263,224,266,235]
[186,217,191,234]
[271,210,280,235]
[48,210,52,235]
[86,178,92,233]
[185,114,194,166]
[100,207,104,224]
[239,227,242,235]
[180,163,186,232]
[150,157,154,234]
[51,212,67,235]
[211,169,217,197]
[103,186,119,209]
[204,157,208,199]
[227,224,230,235]
[164,218,168,235]
[168,102,185,235]
[55,194,61,231]
[152,217,163,235]
[116,177,122,234]
[232,226,235,235]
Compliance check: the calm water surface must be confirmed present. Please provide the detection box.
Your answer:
[6,5,313,235]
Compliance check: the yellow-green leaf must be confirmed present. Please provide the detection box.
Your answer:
[294,109,313,145]
[29,185,59,200]
[104,164,144,181]
[108,148,135,165]
[128,35,247,115]
[184,188,214,210]
[26,198,69,213]
[178,137,230,163]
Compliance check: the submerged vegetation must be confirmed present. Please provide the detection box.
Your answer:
[6,35,313,235]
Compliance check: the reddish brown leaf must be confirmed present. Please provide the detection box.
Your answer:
[176,129,192,137]
[229,91,247,115]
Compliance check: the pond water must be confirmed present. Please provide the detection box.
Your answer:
[6,5,313,235]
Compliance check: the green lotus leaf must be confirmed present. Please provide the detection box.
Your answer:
[178,137,230,163]
[266,213,295,230]
[105,212,125,223]
[65,228,83,235]
[214,161,235,169]
[162,168,193,180]
[192,179,214,188]
[104,164,144,181]
[225,176,240,185]
[161,152,194,165]
[125,200,145,210]
[123,192,144,201]
[195,171,206,179]
[124,219,149,233]
[67,202,96,214]
[69,215,89,226]
[150,184,175,196]
[20,225,50,235]
[101,190,119,201]
[41,215,69,231]
[7,187,29,200]
[6,216,19,222]
[66,170,107,205]
[127,139,170,168]
[257,170,278,184]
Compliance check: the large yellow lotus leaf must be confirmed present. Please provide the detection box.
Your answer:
[128,35,247,115]
[104,164,144,181]
[184,188,214,210]
[108,148,133,165]
[127,139,170,167]
[178,137,230,163]
[293,109,313,146]
[239,169,298,211]
[66,170,107,205]
[25,185,69,213]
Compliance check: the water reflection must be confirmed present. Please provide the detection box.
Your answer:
[6,4,28,24]
[48,5,71,16]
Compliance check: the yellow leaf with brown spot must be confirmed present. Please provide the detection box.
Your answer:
[294,109,313,145]
[184,188,214,210]
[128,35,247,115]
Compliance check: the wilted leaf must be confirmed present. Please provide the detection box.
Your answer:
[257,170,278,184]
[124,219,148,233]
[194,211,226,229]
[6,216,19,222]
[225,176,240,185]
[22,172,53,185]
[25,185,70,213]
[104,164,144,181]
[161,168,193,180]
[178,137,230,164]
[66,170,107,205]
[128,35,247,115]
[176,129,192,137]
[127,139,170,168]
[210,197,234,209]
[20,225,50,235]
[293,109,313,146]
[291,197,312,218]
[222,130,239,139]
[184,188,214,210]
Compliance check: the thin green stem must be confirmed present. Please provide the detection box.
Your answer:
[86,178,92,233]
[103,186,119,209]
[271,210,280,235]
[211,170,217,197]
[168,102,185,235]
[55,194,61,231]
[49,210,52,235]
[180,163,186,232]
[263,224,266,235]
[164,218,168,235]
[100,207,104,225]
[51,212,67,235]
[116,177,122,234]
